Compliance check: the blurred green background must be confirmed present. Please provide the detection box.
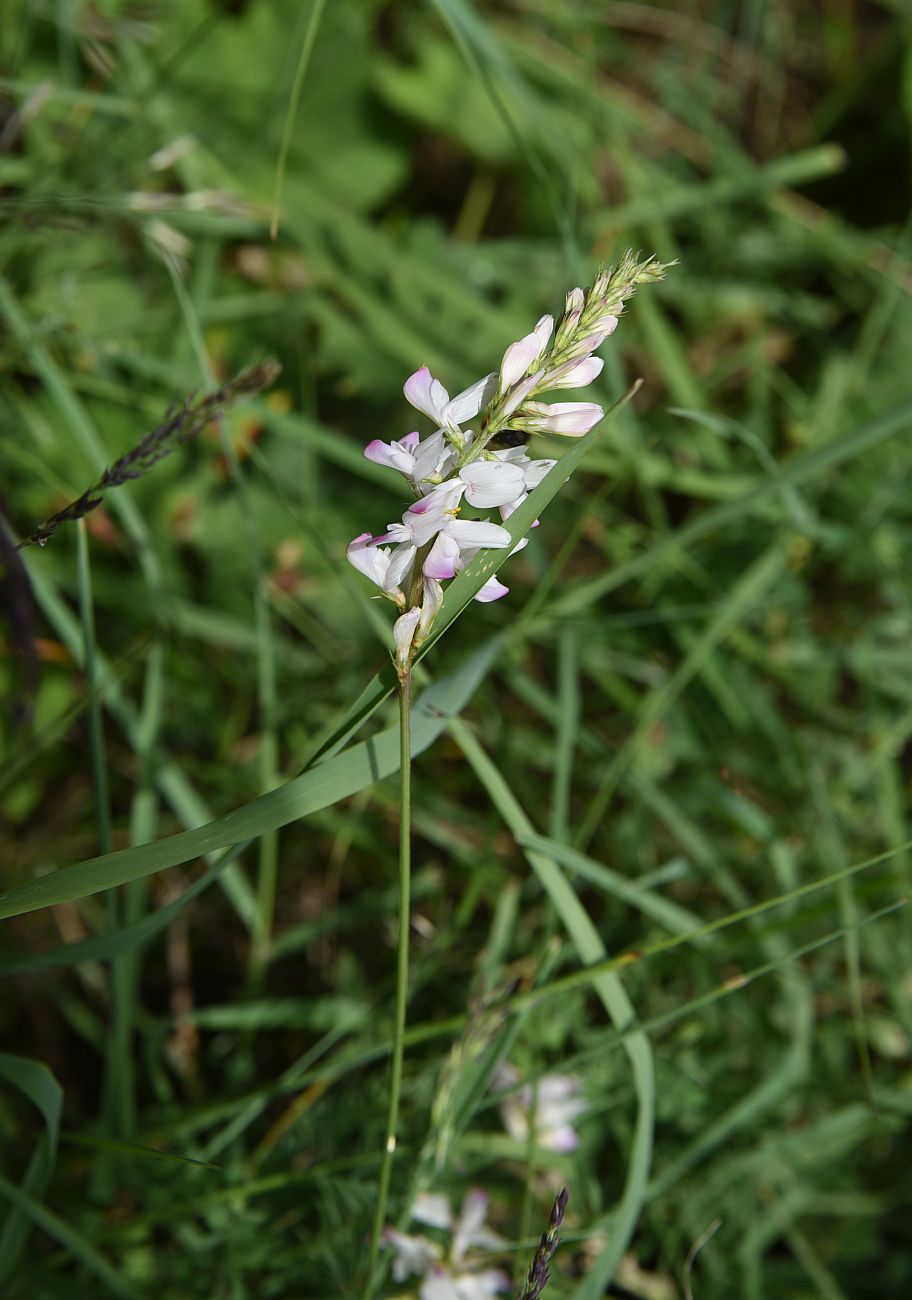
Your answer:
[2,1,912,1297]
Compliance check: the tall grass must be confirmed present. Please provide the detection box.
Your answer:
[2,2,911,1297]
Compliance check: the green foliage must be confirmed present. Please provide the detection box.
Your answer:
[2,2,912,1299]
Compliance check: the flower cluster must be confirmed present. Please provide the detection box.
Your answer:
[347,252,669,674]
[384,1189,510,1300]
[495,1064,588,1154]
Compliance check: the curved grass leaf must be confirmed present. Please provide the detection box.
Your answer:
[0,1055,63,1285]
[0,1174,143,1300]
[0,637,503,920]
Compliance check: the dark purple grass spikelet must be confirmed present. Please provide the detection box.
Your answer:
[517,1187,568,1300]
[16,359,281,549]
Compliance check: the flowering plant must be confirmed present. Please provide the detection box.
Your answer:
[384,1190,511,1300]
[361,253,670,1298]
[347,252,670,677]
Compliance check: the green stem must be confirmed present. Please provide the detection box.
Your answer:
[364,667,412,1298]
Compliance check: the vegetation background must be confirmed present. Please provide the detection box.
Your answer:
[2,1,912,1297]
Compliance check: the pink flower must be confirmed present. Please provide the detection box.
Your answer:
[521,401,604,436]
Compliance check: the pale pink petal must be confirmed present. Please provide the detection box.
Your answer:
[453,1190,489,1262]
[533,313,554,353]
[459,461,525,508]
[524,401,603,435]
[423,532,460,580]
[385,543,417,590]
[445,372,497,425]
[564,286,585,322]
[383,1228,441,1282]
[418,578,444,639]
[492,445,530,465]
[445,518,512,549]
[547,356,604,388]
[523,459,554,489]
[499,368,543,420]
[452,1268,511,1296]
[593,312,619,336]
[570,322,616,358]
[421,1275,463,1300]
[500,324,550,391]
[377,522,411,545]
[363,437,416,474]
[412,430,452,483]
[346,533,390,587]
[404,366,451,425]
[412,1192,453,1230]
[474,576,509,603]
[394,607,421,670]
[543,1123,579,1153]
[499,492,527,521]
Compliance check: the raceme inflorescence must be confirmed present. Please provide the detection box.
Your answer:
[346,252,670,676]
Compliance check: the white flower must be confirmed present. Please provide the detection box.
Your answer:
[378,478,514,586]
[497,1065,587,1153]
[385,1191,510,1300]
[404,366,497,436]
[346,532,404,604]
[363,430,455,487]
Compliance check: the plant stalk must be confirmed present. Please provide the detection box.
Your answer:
[364,666,413,1298]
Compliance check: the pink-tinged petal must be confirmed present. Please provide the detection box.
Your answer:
[492,445,530,465]
[417,577,444,640]
[459,460,525,508]
[453,1190,490,1262]
[523,458,554,488]
[456,1268,512,1296]
[525,400,603,435]
[393,607,421,671]
[412,1192,453,1230]
[543,1124,579,1153]
[564,286,584,321]
[569,322,616,358]
[363,438,416,475]
[445,372,497,425]
[500,329,547,391]
[383,1228,440,1283]
[445,518,512,549]
[547,355,604,389]
[401,430,420,451]
[533,313,554,353]
[593,312,619,336]
[378,523,411,545]
[412,429,451,483]
[474,576,509,603]
[346,533,389,587]
[423,532,460,580]
[499,367,543,419]
[404,366,451,425]
[385,543,417,590]
[499,492,527,521]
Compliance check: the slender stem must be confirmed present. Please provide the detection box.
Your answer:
[364,667,413,1298]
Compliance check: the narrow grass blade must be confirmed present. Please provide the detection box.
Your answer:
[0,638,503,918]
[449,718,655,1296]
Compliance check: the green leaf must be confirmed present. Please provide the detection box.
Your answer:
[0,1054,63,1285]
[0,638,503,920]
